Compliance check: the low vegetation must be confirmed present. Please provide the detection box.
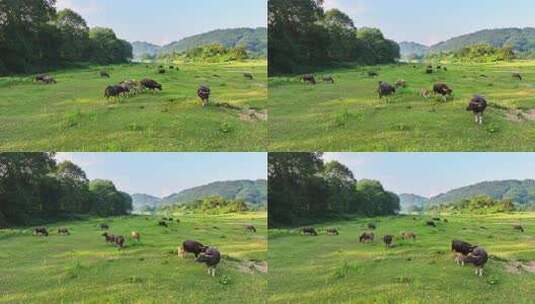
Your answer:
[0,60,267,151]
[269,61,535,151]
[268,213,535,304]
[0,213,267,303]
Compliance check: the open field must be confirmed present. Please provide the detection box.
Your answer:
[0,61,267,151]
[0,213,267,304]
[269,61,535,151]
[268,213,535,304]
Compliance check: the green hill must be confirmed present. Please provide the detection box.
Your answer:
[131,180,267,212]
[158,27,267,57]
[429,27,535,54]
[162,179,267,206]
[428,179,535,206]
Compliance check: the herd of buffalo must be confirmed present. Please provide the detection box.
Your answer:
[31,217,258,277]
[299,217,527,277]
[301,64,527,125]
[32,64,256,107]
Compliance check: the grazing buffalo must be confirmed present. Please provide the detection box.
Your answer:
[378,81,396,99]
[513,224,524,232]
[401,231,416,240]
[99,223,109,230]
[158,69,166,74]
[326,228,339,236]
[426,221,436,227]
[512,73,522,81]
[180,240,208,258]
[158,221,168,227]
[33,227,49,236]
[395,79,407,88]
[100,71,110,78]
[140,79,162,92]
[433,83,453,101]
[458,247,488,276]
[104,85,128,100]
[322,76,335,84]
[245,224,256,233]
[102,232,116,243]
[302,74,316,85]
[367,223,376,230]
[426,67,433,74]
[243,73,254,80]
[359,232,375,243]
[57,227,70,235]
[196,247,221,277]
[432,217,441,221]
[383,235,393,248]
[197,85,211,107]
[115,235,125,248]
[368,71,378,77]
[301,227,318,236]
[466,95,488,125]
[131,231,141,241]
[451,240,477,266]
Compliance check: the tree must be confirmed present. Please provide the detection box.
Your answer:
[55,9,90,61]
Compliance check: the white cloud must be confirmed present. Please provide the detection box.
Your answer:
[56,0,103,15]
[323,0,365,16]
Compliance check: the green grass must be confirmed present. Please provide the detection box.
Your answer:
[268,213,535,304]
[269,61,535,151]
[0,213,267,304]
[0,61,267,151]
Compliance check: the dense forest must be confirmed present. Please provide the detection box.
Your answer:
[0,0,132,75]
[268,0,400,74]
[157,44,250,63]
[426,44,516,63]
[268,153,400,227]
[159,196,251,215]
[0,153,132,227]
[428,196,516,214]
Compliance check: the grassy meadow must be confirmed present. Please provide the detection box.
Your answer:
[268,213,535,304]
[0,212,267,304]
[269,60,535,151]
[0,60,267,151]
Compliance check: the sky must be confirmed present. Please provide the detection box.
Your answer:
[55,0,267,45]
[323,153,535,198]
[323,0,535,45]
[55,153,267,198]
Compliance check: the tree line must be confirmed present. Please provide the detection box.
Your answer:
[426,44,516,63]
[0,0,132,75]
[157,44,249,63]
[159,196,250,215]
[268,0,400,75]
[268,153,400,228]
[427,196,516,214]
[0,153,132,227]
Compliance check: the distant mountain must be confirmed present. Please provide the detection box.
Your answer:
[399,41,429,57]
[399,193,429,211]
[161,179,267,206]
[428,179,535,206]
[131,179,267,212]
[159,27,267,56]
[131,41,161,59]
[131,193,162,211]
[399,28,535,58]
[398,179,535,210]
[429,28,535,54]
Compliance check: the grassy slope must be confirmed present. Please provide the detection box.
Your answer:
[0,61,267,151]
[268,213,535,304]
[0,213,267,304]
[269,61,535,151]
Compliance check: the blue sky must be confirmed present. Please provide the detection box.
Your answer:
[55,153,267,197]
[324,153,535,198]
[56,0,267,45]
[323,0,535,45]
